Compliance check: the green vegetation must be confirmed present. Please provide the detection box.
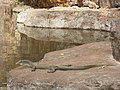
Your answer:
[15,0,25,7]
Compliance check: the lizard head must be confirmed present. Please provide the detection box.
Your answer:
[16,60,33,67]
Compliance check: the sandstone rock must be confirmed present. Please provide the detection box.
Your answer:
[17,8,118,31]
[13,5,33,13]
[114,0,120,7]
[17,23,110,44]
[110,19,120,62]
[99,0,112,8]
[0,2,12,86]
[89,0,99,4]
[0,0,20,87]
[8,42,120,90]
[83,1,99,9]
[17,8,35,23]
[69,0,78,6]
[69,0,83,7]
[99,0,120,8]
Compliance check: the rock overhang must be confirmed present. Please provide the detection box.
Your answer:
[16,7,120,31]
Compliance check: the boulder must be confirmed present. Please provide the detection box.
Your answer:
[17,7,118,31]
[8,42,120,90]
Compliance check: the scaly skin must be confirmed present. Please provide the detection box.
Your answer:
[16,60,114,73]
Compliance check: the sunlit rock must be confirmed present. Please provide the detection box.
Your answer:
[17,7,116,31]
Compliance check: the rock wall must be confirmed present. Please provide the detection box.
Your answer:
[99,0,120,8]
[17,8,112,31]
[0,1,20,86]
[17,23,110,44]
[18,33,80,62]
[15,7,120,44]
[110,18,120,61]
[114,0,120,7]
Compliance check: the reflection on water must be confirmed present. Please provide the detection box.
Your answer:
[20,33,81,62]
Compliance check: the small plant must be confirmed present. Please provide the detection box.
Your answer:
[15,0,25,7]
[63,3,70,7]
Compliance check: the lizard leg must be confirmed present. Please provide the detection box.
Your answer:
[47,66,57,73]
[62,65,72,66]
[31,66,36,71]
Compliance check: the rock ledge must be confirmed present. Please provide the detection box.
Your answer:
[8,42,120,90]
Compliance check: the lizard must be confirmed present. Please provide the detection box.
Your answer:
[16,60,114,73]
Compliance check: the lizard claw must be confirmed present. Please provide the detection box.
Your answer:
[47,70,56,73]
[47,66,57,73]
[31,66,36,71]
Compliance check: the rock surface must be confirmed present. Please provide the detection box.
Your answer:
[8,42,120,90]
[16,7,119,45]
[0,1,18,86]
[17,23,110,44]
[17,7,119,31]
[110,17,120,62]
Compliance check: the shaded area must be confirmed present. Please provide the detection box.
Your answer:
[0,2,18,87]
[110,20,120,62]
[17,23,110,44]
[19,33,81,62]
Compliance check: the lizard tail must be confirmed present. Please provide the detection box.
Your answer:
[61,64,110,70]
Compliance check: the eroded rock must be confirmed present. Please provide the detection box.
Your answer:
[110,19,120,62]
[0,1,18,86]
[99,0,120,8]
[16,7,120,32]
[17,23,110,44]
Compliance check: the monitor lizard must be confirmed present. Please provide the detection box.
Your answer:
[16,60,114,73]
